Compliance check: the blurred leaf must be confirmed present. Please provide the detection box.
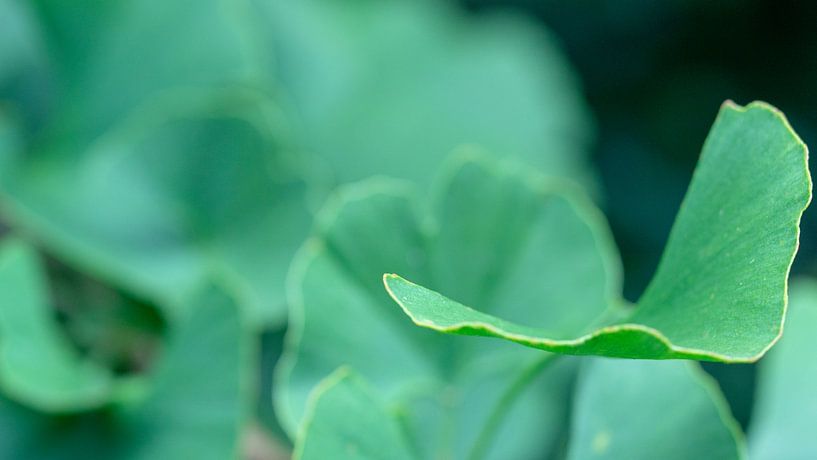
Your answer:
[0,0,313,327]
[0,0,51,129]
[295,368,413,460]
[0,282,249,459]
[386,101,811,362]
[116,283,250,459]
[0,0,42,84]
[47,263,165,375]
[699,361,756,431]
[0,398,118,460]
[297,360,746,460]
[276,152,589,458]
[0,238,112,412]
[749,279,817,459]
[257,327,292,445]
[568,359,744,459]
[30,0,272,141]
[1,0,597,328]
[1,90,314,327]
[263,0,594,187]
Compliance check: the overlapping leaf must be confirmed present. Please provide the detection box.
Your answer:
[116,285,250,459]
[261,0,594,187]
[0,246,249,458]
[568,359,744,459]
[386,101,811,362]
[0,0,313,327]
[275,154,613,458]
[0,0,594,328]
[0,239,112,411]
[294,360,746,460]
[294,368,414,460]
[749,279,817,459]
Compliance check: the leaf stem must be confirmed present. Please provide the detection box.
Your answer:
[466,352,561,460]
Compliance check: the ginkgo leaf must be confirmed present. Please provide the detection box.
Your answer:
[261,0,594,187]
[568,359,745,460]
[0,396,119,459]
[1,0,595,329]
[294,368,414,460]
[28,0,273,142]
[0,90,314,327]
[0,282,249,459]
[291,358,747,460]
[0,238,112,412]
[0,0,315,327]
[385,101,811,363]
[116,283,251,459]
[275,161,601,458]
[749,279,817,459]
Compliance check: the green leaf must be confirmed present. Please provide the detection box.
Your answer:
[291,358,747,460]
[30,0,272,142]
[0,0,38,82]
[263,0,593,187]
[117,283,251,459]
[749,279,817,459]
[0,281,250,459]
[0,397,118,460]
[0,90,314,327]
[2,0,595,329]
[568,359,745,459]
[276,166,588,457]
[0,238,112,411]
[294,368,413,460]
[0,0,313,327]
[385,101,811,363]
[0,0,50,126]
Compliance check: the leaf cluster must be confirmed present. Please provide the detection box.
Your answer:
[0,0,814,459]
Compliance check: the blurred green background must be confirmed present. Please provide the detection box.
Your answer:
[0,0,814,458]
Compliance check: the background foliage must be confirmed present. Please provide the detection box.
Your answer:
[0,0,815,458]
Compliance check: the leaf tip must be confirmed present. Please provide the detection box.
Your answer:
[382,273,406,303]
[382,274,437,329]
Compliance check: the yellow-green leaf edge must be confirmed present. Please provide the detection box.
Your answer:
[385,101,812,364]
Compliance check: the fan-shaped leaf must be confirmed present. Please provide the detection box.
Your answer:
[276,157,601,458]
[386,101,811,363]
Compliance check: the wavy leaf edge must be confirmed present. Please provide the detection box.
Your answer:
[385,100,812,364]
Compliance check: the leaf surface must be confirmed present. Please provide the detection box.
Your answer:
[0,0,49,127]
[1,0,594,328]
[386,101,811,362]
[568,359,744,459]
[749,279,817,459]
[294,368,414,460]
[117,283,250,459]
[0,281,250,459]
[276,157,610,458]
[0,0,313,327]
[262,0,593,187]
[1,94,314,327]
[0,239,112,411]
